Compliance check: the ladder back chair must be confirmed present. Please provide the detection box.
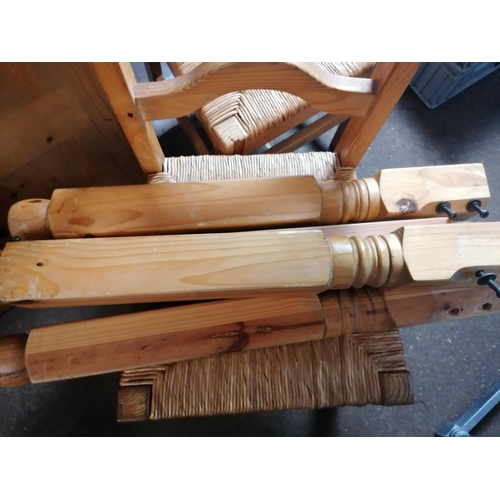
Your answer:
[92,62,420,176]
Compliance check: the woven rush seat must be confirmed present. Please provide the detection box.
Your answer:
[169,62,376,154]
[117,333,412,421]
[157,151,341,183]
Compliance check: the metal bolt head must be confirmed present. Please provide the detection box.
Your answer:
[436,201,457,220]
[476,270,500,298]
[476,270,497,285]
[467,199,489,219]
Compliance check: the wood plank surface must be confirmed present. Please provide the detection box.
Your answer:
[0,88,90,178]
[402,223,500,283]
[46,176,322,237]
[377,163,489,219]
[0,334,29,387]
[264,114,347,154]
[25,295,325,382]
[12,283,500,384]
[0,63,144,230]
[176,116,210,155]
[241,106,318,155]
[0,219,456,308]
[92,63,164,173]
[0,229,333,306]
[385,284,500,327]
[135,62,377,121]
[8,162,485,239]
[319,217,449,237]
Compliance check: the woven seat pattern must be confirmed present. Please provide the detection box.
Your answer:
[169,62,376,153]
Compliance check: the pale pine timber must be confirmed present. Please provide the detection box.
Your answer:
[2,222,499,308]
[0,334,29,387]
[165,62,376,155]
[0,230,333,306]
[375,163,489,219]
[92,63,164,174]
[263,114,347,154]
[333,62,421,167]
[7,163,488,239]
[0,284,498,386]
[403,223,500,283]
[176,116,211,155]
[134,62,377,122]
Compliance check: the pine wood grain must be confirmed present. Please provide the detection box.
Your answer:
[0,334,29,387]
[176,116,210,155]
[165,62,374,156]
[3,284,497,386]
[402,223,500,283]
[333,62,421,167]
[3,222,497,307]
[45,176,323,237]
[380,372,413,406]
[92,63,164,173]
[0,229,333,306]
[385,284,500,326]
[25,295,325,382]
[8,198,51,240]
[376,163,489,219]
[7,163,486,239]
[0,88,90,178]
[116,386,150,422]
[319,217,448,238]
[0,63,144,230]
[263,114,347,154]
[240,105,319,155]
[134,62,377,121]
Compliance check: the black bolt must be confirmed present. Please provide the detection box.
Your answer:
[467,199,489,219]
[436,201,457,220]
[10,236,21,242]
[476,270,500,298]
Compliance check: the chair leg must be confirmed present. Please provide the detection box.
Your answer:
[92,63,165,174]
[329,118,350,151]
[145,63,210,156]
[176,116,211,155]
[241,106,318,154]
[332,62,421,168]
[144,62,163,82]
[264,114,347,154]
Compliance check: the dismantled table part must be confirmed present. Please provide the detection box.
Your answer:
[436,380,500,437]
[7,164,489,239]
[1,222,499,308]
[0,284,499,387]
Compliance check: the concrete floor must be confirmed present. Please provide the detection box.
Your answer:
[1,68,500,436]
